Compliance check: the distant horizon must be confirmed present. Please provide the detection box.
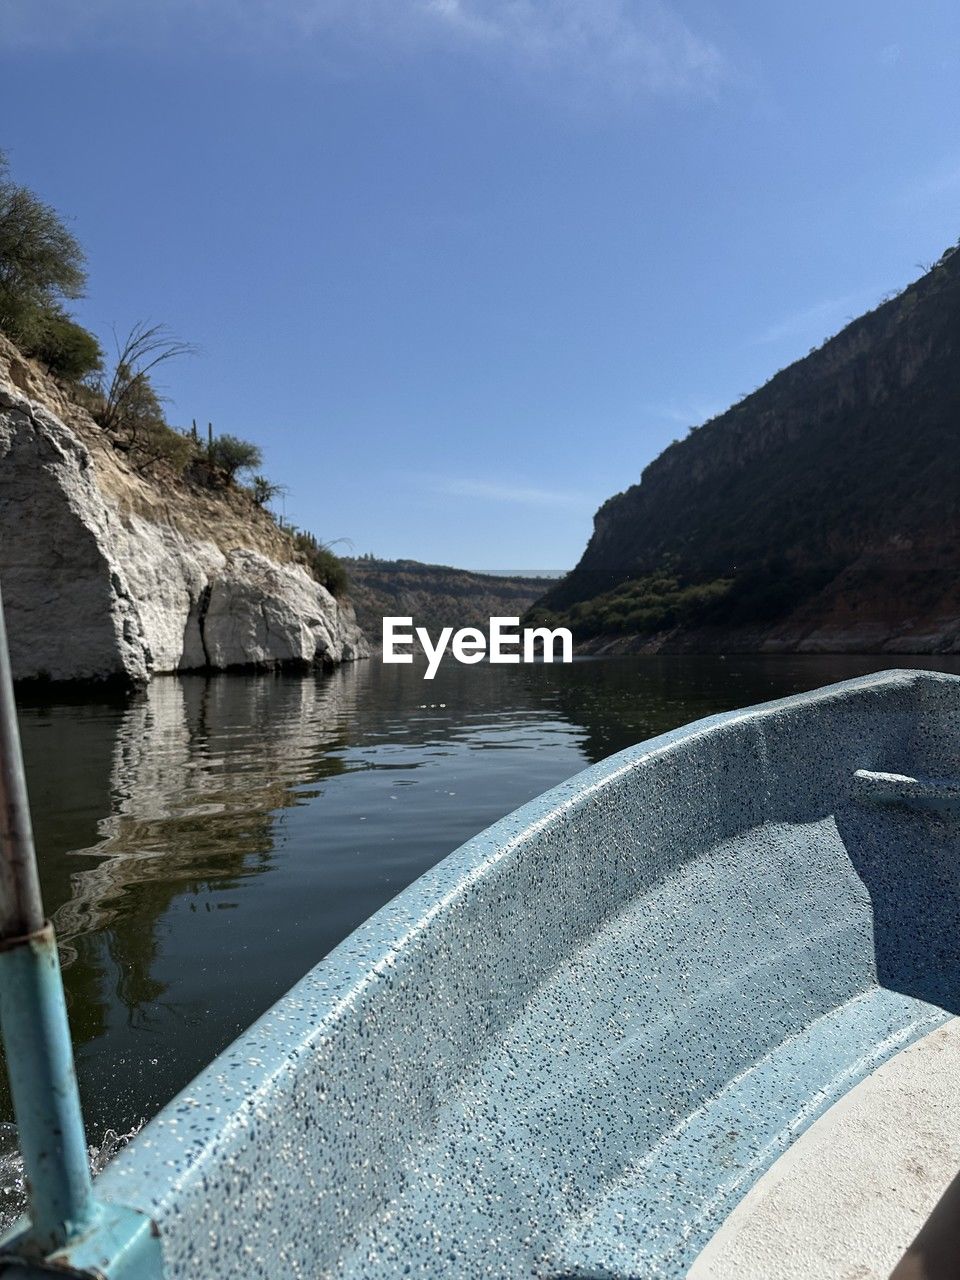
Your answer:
[345,556,568,579]
[477,569,568,579]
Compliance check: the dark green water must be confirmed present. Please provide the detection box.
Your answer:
[7,652,960,1139]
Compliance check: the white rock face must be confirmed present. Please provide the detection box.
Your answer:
[0,378,367,682]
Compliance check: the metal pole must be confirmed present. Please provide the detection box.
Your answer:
[0,587,43,939]
[0,581,97,1257]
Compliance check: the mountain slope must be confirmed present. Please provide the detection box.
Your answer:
[536,242,960,654]
[344,559,549,647]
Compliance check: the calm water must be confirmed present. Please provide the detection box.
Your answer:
[6,652,960,1140]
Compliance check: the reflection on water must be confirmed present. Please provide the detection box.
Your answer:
[6,652,960,1137]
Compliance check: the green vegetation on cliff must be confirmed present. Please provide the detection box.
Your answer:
[0,150,102,379]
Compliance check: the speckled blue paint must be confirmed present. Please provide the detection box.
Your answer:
[85,670,960,1278]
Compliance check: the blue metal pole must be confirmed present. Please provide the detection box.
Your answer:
[0,582,97,1257]
[0,929,97,1254]
[0,594,43,941]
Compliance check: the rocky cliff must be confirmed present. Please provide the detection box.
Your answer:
[0,339,367,682]
[536,241,960,654]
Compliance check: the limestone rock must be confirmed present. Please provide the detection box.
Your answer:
[0,376,368,682]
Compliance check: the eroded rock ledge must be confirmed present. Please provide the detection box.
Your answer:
[0,374,367,683]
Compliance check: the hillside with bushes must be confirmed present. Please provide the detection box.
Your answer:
[0,149,346,598]
[534,242,960,654]
[0,152,364,681]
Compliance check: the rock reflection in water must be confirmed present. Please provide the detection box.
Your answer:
[53,673,358,954]
[11,660,589,1134]
[13,669,366,1132]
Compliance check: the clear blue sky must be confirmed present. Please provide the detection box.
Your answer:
[1,2,958,569]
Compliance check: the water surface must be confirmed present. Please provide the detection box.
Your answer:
[7,652,960,1137]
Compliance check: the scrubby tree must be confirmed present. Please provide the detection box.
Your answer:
[291,531,349,596]
[0,153,85,336]
[30,308,102,380]
[0,151,101,379]
[96,322,195,437]
[86,322,197,475]
[129,418,195,476]
[250,474,286,508]
[208,434,262,484]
